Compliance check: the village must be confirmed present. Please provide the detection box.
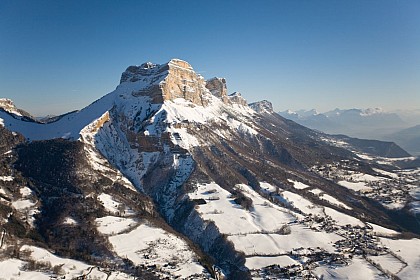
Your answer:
[312,159,419,212]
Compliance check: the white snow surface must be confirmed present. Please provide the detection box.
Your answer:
[314,257,385,280]
[188,183,295,235]
[62,216,78,226]
[280,191,325,216]
[288,179,311,189]
[245,255,299,270]
[11,199,35,210]
[108,223,206,278]
[367,223,399,236]
[98,193,122,215]
[259,182,277,192]
[321,193,352,210]
[324,207,364,227]
[229,225,341,256]
[338,180,372,192]
[190,182,344,265]
[368,254,406,275]
[96,216,137,235]
[0,245,131,279]
[379,237,420,279]
[0,175,13,181]
[19,186,32,197]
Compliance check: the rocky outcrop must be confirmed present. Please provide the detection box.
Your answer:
[121,59,209,106]
[229,92,247,106]
[249,100,273,114]
[0,98,33,119]
[206,77,229,104]
[161,59,209,106]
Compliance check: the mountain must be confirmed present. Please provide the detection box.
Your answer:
[0,98,34,121]
[279,108,407,139]
[0,59,419,279]
[386,125,420,156]
[279,108,420,156]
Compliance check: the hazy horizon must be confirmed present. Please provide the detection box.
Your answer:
[1,0,419,116]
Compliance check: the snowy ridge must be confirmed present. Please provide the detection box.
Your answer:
[0,98,23,116]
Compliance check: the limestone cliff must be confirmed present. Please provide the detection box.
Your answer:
[229,92,247,106]
[120,59,209,106]
[205,77,229,104]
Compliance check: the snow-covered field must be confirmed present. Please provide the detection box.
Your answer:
[379,238,420,279]
[96,216,137,235]
[338,180,372,192]
[288,179,311,190]
[189,182,345,272]
[229,226,340,256]
[245,255,298,270]
[188,183,295,235]
[314,257,385,280]
[108,222,206,278]
[0,245,132,280]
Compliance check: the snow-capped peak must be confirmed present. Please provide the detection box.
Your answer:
[0,98,23,116]
[249,100,273,114]
[360,107,384,116]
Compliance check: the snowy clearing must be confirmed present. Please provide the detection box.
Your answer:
[245,255,299,270]
[379,237,420,279]
[314,257,385,280]
[98,193,122,215]
[338,181,372,192]
[108,223,206,278]
[189,183,295,235]
[96,216,137,235]
[0,245,132,280]
[229,224,341,256]
[288,179,311,190]
[324,207,364,227]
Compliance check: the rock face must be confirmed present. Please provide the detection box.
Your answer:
[205,77,229,104]
[229,92,247,106]
[0,98,33,118]
[121,59,209,106]
[249,100,273,114]
[0,98,16,112]
[161,59,209,106]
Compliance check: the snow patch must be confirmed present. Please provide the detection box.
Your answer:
[97,193,122,215]
[288,179,311,190]
[367,223,399,236]
[12,199,35,210]
[95,216,137,235]
[246,255,299,270]
[62,217,78,226]
[338,181,372,192]
[0,175,13,182]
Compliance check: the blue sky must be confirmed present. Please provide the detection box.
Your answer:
[1,0,419,116]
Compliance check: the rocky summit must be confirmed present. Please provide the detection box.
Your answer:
[0,59,419,280]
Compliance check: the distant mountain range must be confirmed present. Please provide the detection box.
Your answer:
[279,108,420,156]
